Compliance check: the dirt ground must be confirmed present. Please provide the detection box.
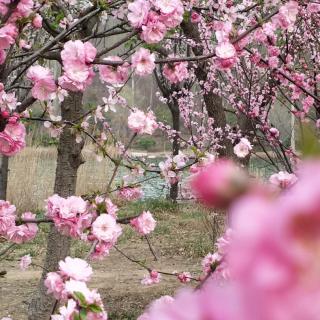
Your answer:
[0,201,215,320]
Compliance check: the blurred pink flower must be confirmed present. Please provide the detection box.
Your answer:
[191,160,249,208]
[269,171,297,189]
[19,254,32,271]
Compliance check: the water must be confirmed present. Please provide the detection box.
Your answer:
[116,156,279,199]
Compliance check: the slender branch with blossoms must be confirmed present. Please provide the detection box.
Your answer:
[2,0,320,319]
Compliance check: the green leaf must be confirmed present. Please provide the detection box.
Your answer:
[183,10,190,22]
[88,304,103,313]
[74,314,81,320]
[73,292,88,308]
[79,308,87,320]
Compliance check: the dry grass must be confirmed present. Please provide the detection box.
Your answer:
[7,146,114,212]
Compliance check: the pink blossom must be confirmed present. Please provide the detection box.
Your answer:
[159,6,184,29]
[268,56,279,69]
[15,0,34,18]
[105,198,118,218]
[159,157,179,185]
[141,270,161,285]
[92,214,122,243]
[191,11,201,23]
[59,40,97,92]
[19,39,31,49]
[55,299,78,320]
[273,1,299,31]
[90,241,111,260]
[130,211,156,235]
[0,49,6,64]
[6,212,38,244]
[46,195,91,238]
[59,257,93,282]
[128,109,158,134]
[117,186,144,201]
[0,200,16,236]
[99,56,129,86]
[140,12,166,44]
[302,96,314,113]
[87,311,108,320]
[163,61,188,84]
[19,254,32,271]
[0,91,18,111]
[215,42,236,59]
[269,171,298,189]
[202,252,221,274]
[44,272,66,300]
[0,0,9,16]
[154,0,182,14]
[27,65,57,101]
[127,0,150,28]
[32,14,42,28]
[177,272,191,283]
[131,48,155,76]
[233,138,252,158]
[127,109,146,132]
[0,23,18,50]
[215,56,237,70]
[307,3,320,13]
[269,127,280,138]
[191,160,249,208]
[65,280,94,302]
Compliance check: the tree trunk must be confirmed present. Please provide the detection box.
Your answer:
[237,114,253,167]
[0,156,8,199]
[181,20,234,158]
[169,106,180,201]
[28,92,84,320]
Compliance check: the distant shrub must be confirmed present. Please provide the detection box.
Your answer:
[136,137,156,150]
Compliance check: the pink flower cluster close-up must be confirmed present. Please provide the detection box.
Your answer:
[0,200,37,243]
[45,257,107,320]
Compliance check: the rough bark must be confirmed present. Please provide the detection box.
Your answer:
[181,20,234,157]
[28,92,84,320]
[0,155,8,199]
[0,68,9,200]
[169,104,180,201]
[237,114,253,167]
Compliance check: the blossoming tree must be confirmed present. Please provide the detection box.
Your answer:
[1,0,320,319]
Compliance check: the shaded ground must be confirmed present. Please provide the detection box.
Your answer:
[0,200,217,320]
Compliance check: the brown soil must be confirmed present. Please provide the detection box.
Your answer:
[0,244,199,320]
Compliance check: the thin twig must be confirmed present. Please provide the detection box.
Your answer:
[145,235,158,261]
